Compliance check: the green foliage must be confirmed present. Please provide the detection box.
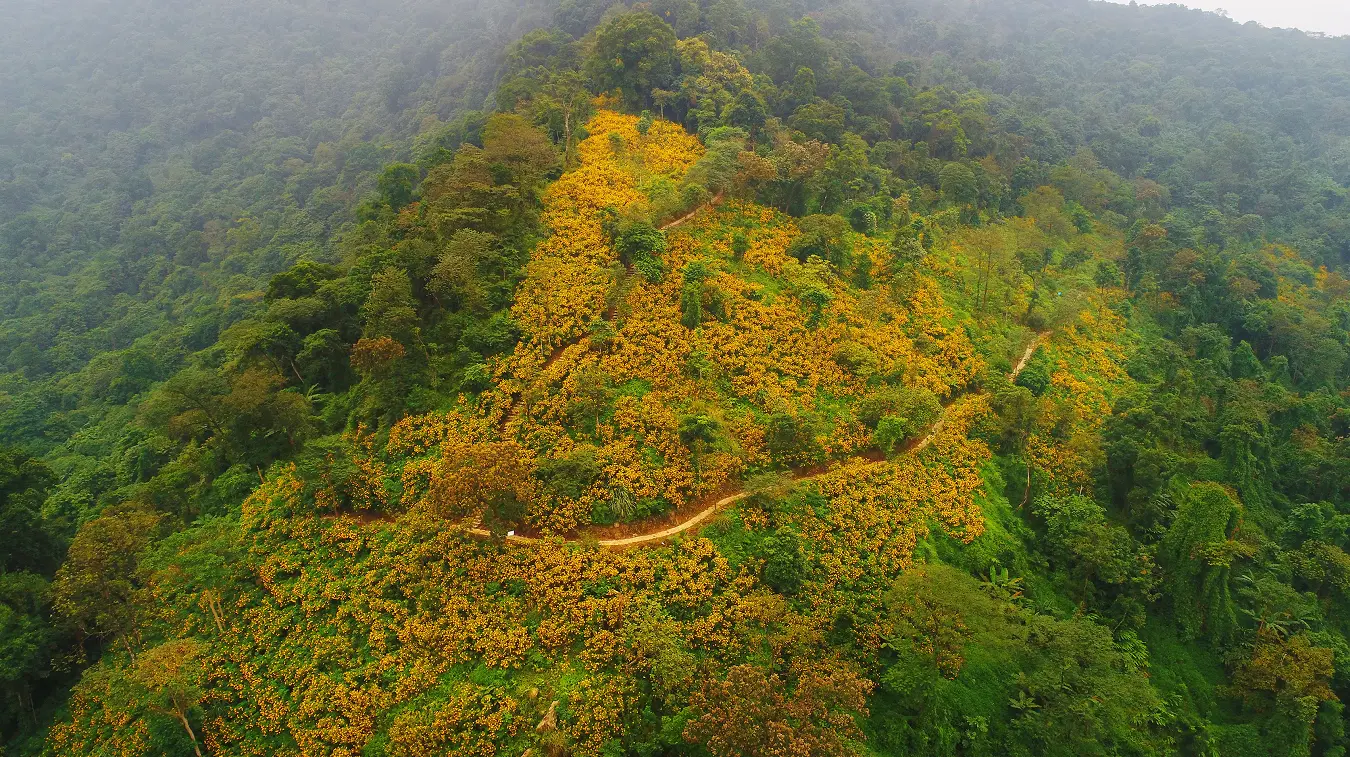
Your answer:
[536,448,602,501]
[760,528,808,595]
[0,571,57,745]
[10,1,1350,754]
[679,260,723,328]
[685,127,745,196]
[1032,493,1157,626]
[52,504,164,647]
[875,564,1168,756]
[730,231,749,261]
[378,163,420,211]
[938,162,978,206]
[0,448,60,575]
[614,220,668,283]
[764,411,820,468]
[1160,483,1248,642]
[678,413,721,483]
[789,214,853,269]
[614,219,666,261]
[1013,349,1051,396]
[584,11,678,110]
[858,386,942,434]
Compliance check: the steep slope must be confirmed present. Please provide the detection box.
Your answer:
[417,110,985,535]
[41,111,1025,756]
[15,2,1350,755]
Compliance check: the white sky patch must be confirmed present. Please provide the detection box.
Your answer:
[1100,0,1350,37]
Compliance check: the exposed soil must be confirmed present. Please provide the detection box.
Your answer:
[471,334,1049,548]
[658,191,724,231]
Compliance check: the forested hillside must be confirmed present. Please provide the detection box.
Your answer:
[4,0,1350,755]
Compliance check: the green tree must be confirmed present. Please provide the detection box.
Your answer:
[724,90,767,134]
[789,214,852,268]
[0,447,58,575]
[363,267,421,346]
[479,112,560,194]
[615,220,668,282]
[765,412,819,467]
[585,11,678,110]
[678,414,720,485]
[1230,630,1337,757]
[1160,482,1251,641]
[52,504,164,655]
[130,639,208,757]
[377,163,420,211]
[0,572,55,737]
[568,365,612,434]
[680,260,713,328]
[686,128,746,196]
[857,386,941,433]
[761,528,808,594]
[429,230,496,313]
[1032,493,1156,623]
[788,101,846,144]
[535,448,602,501]
[939,162,978,207]
[885,565,975,680]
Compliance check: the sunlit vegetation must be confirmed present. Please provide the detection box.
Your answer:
[5,0,1350,755]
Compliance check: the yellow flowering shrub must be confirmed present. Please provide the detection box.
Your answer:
[386,684,521,757]
[373,110,986,533]
[39,112,1027,757]
[1024,303,1131,488]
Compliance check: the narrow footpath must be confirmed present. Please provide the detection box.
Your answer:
[473,334,1047,548]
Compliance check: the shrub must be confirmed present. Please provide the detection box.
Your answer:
[458,363,492,392]
[761,528,808,594]
[833,341,878,376]
[634,256,665,283]
[1014,351,1051,396]
[873,415,914,455]
[614,220,665,261]
[857,386,941,430]
[615,220,667,282]
[731,231,749,261]
[765,412,820,467]
[535,448,601,499]
[789,214,853,268]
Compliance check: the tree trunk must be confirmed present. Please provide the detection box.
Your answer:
[562,108,574,168]
[203,590,225,633]
[174,709,205,757]
[26,684,38,728]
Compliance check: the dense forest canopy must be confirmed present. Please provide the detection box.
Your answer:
[3,0,1350,755]
[852,0,1350,260]
[0,0,544,451]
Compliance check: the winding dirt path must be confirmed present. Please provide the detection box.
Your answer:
[473,334,1048,548]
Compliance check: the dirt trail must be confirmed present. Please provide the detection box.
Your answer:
[1011,333,1043,377]
[659,192,723,231]
[499,339,576,431]
[472,334,1049,548]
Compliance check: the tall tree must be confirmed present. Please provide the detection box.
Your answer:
[585,11,678,110]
